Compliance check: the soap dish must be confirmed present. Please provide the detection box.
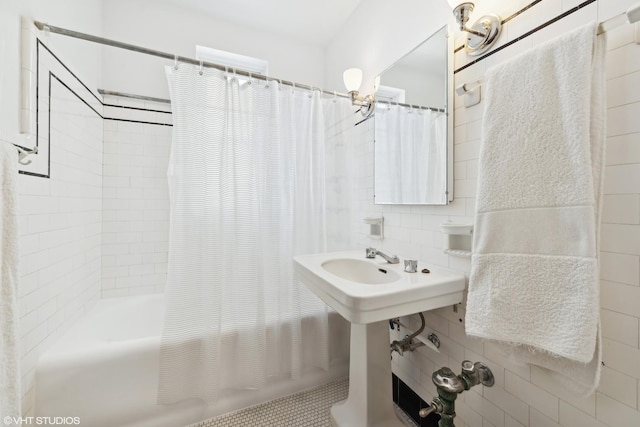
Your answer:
[440,223,473,257]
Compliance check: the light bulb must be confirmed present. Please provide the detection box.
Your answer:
[343,68,363,92]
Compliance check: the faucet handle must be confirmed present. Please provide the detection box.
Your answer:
[404,259,418,273]
[366,247,377,258]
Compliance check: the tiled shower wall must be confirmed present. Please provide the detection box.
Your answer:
[17,67,103,416]
[101,97,172,297]
[343,1,640,426]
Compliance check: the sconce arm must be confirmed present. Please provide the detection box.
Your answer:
[461,25,488,38]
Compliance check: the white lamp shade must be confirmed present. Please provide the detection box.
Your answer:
[343,68,363,92]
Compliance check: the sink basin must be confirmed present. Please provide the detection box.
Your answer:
[294,250,466,427]
[321,258,401,284]
[294,250,465,324]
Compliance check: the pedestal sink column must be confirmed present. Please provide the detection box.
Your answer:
[330,321,406,427]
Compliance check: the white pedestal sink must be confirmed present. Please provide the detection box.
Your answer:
[294,251,465,427]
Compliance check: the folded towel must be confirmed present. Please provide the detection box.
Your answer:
[0,141,21,420]
[466,22,606,395]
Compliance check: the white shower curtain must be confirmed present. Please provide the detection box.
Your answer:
[159,64,331,404]
[374,104,447,204]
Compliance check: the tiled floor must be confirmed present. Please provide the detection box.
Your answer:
[188,378,418,427]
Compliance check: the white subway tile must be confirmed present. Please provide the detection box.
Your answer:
[504,414,525,427]
[596,392,640,425]
[602,338,640,379]
[608,102,640,137]
[484,384,529,426]
[607,132,640,166]
[529,408,561,427]
[607,71,640,108]
[601,224,640,255]
[506,371,559,421]
[464,388,505,427]
[529,365,596,416]
[600,252,640,286]
[606,42,640,80]
[598,366,638,409]
[101,289,129,298]
[604,164,640,195]
[601,280,640,317]
[456,399,485,427]
[601,309,639,347]
[602,195,640,225]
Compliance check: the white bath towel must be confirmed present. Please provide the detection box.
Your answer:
[0,141,21,421]
[466,22,606,395]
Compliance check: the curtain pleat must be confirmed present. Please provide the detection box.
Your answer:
[159,65,332,404]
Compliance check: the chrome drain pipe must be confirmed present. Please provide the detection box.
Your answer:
[390,313,426,357]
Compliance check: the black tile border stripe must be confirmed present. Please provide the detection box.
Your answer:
[37,39,102,105]
[453,0,597,74]
[50,72,103,118]
[29,39,172,178]
[104,117,173,127]
[103,103,172,115]
[501,0,544,25]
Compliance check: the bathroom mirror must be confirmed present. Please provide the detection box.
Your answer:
[374,25,453,205]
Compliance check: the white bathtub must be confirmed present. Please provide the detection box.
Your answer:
[34,295,349,427]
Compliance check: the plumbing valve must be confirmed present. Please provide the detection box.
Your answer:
[419,360,494,426]
[460,360,495,389]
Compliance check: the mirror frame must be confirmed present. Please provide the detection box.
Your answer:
[373,24,454,205]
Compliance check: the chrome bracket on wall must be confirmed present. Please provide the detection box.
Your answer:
[455,80,481,108]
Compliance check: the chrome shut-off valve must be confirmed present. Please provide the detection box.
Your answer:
[419,360,494,425]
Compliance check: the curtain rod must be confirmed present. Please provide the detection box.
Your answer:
[98,89,170,104]
[376,99,445,113]
[33,21,351,99]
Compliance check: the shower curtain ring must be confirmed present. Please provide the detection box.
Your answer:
[174,55,179,70]
[198,60,204,75]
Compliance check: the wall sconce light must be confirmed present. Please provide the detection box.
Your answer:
[343,68,375,118]
[448,1,502,56]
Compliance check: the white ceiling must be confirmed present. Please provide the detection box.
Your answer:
[160,0,364,46]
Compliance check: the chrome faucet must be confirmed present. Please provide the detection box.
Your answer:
[365,247,399,264]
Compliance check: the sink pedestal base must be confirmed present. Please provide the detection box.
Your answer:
[331,321,406,427]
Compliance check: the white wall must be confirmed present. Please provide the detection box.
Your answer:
[324,0,451,97]
[326,0,640,425]
[101,0,325,100]
[0,0,103,148]
[0,0,104,417]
